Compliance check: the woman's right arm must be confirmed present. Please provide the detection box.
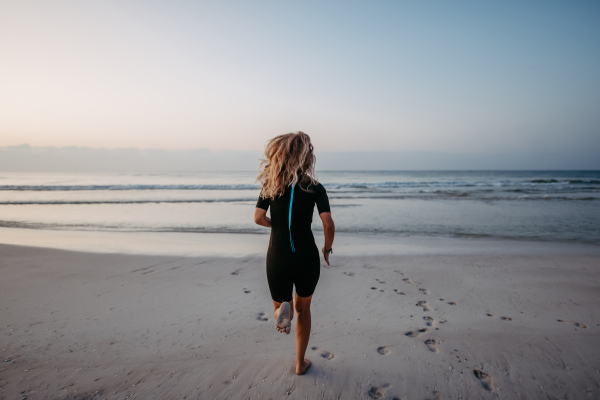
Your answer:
[254,208,272,228]
[319,212,335,266]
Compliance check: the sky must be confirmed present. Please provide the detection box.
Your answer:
[1,1,599,161]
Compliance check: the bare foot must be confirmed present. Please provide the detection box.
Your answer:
[295,359,311,375]
[275,302,291,334]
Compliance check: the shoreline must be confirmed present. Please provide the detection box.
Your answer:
[1,242,599,399]
[1,227,599,258]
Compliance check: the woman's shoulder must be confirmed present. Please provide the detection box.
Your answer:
[305,181,326,193]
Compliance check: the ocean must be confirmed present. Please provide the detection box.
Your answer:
[0,170,599,244]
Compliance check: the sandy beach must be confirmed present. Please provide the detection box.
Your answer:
[1,236,599,400]
[3,0,600,397]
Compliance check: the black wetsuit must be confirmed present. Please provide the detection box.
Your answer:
[256,182,330,303]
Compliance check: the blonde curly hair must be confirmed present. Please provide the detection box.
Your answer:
[256,131,318,199]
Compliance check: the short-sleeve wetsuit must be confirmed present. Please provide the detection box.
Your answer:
[256,182,330,303]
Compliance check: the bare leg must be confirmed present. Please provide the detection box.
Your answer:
[273,300,294,334]
[294,293,312,375]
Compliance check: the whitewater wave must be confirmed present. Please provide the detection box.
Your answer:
[0,198,258,205]
[0,194,596,205]
[1,178,599,191]
[0,184,261,191]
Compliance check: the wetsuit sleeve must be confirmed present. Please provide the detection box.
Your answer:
[315,185,331,214]
[256,195,270,211]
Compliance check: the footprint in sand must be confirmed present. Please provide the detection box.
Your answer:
[393,270,405,275]
[405,328,428,338]
[243,289,252,294]
[311,347,334,360]
[377,346,391,355]
[363,265,376,270]
[487,313,512,320]
[343,272,356,277]
[416,300,431,311]
[256,313,269,321]
[371,287,385,292]
[393,289,406,295]
[368,384,390,399]
[376,279,386,284]
[403,278,414,284]
[557,319,588,328]
[424,338,440,353]
[423,316,435,326]
[473,370,496,392]
[231,270,242,276]
[440,298,457,305]
[419,288,429,295]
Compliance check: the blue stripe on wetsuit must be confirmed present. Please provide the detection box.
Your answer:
[289,185,295,252]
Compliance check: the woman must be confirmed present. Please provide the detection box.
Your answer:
[254,132,335,375]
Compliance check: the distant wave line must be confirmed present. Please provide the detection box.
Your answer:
[1,179,599,191]
[330,195,597,201]
[0,220,268,235]
[0,195,596,205]
[0,198,257,205]
[0,184,261,191]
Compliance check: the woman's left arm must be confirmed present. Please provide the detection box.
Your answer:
[254,208,272,228]
[319,212,335,266]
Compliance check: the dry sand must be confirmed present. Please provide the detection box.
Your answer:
[1,241,600,399]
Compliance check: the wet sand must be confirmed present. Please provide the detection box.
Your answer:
[1,241,599,399]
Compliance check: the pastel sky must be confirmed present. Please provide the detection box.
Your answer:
[1,1,599,155]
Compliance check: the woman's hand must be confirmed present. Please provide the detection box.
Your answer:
[321,247,331,266]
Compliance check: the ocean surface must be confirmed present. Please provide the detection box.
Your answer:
[0,170,599,244]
